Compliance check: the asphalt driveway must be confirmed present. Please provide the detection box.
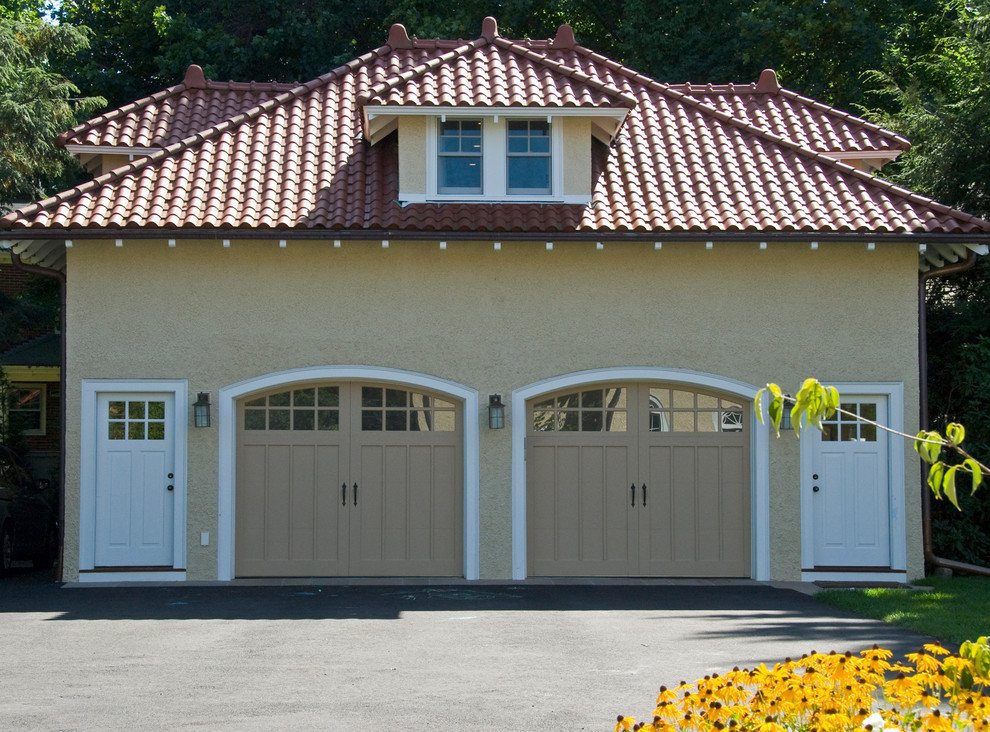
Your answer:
[0,570,931,731]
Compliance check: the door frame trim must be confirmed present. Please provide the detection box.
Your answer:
[799,382,906,572]
[217,366,480,581]
[80,379,188,571]
[511,368,770,580]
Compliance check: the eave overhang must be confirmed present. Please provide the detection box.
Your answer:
[362,104,630,145]
[5,230,987,274]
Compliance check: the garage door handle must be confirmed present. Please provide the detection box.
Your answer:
[642,483,647,507]
[353,482,358,506]
[342,482,347,506]
[630,483,636,507]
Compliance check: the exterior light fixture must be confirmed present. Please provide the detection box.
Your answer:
[488,394,505,430]
[780,394,793,431]
[194,392,211,428]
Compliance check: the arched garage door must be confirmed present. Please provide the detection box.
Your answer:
[235,382,463,577]
[527,383,750,577]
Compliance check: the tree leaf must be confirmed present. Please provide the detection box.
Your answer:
[928,462,945,499]
[943,465,960,510]
[964,459,983,494]
[946,422,966,446]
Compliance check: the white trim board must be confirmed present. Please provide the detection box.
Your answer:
[510,367,771,581]
[217,366,480,582]
[79,379,189,573]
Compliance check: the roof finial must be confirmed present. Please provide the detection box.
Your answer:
[551,24,576,49]
[183,64,206,89]
[756,68,780,93]
[481,16,498,41]
[387,23,412,49]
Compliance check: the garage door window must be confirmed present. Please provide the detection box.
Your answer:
[243,387,340,431]
[361,386,456,432]
[532,387,627,432]
[648,388,743,433]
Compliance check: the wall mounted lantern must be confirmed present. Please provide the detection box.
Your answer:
[194,392,211,428]
[488,394,505,430]
[780,394,793,431]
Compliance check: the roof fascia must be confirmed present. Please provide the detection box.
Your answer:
[64,145,157,157]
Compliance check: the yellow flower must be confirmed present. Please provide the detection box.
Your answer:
[919,709,953,732]
[615,715,635,731]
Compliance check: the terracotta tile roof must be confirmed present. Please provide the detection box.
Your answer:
[674,72,909,155]
[58,65,298,149]
[3,18,988,239]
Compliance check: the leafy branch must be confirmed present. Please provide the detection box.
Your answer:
[755,378,988,510]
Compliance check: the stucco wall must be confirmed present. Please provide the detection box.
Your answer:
[62,238,922,581]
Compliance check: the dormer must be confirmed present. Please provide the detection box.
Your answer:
[361,20,633,204]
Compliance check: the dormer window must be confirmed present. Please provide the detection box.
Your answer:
[438,120,483,194]
[506,120,551,194]
[425,115,562,201]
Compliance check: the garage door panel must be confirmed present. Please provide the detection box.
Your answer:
[642,445,673,566]
[603,445,634,565]
[554,445,582,563]
[315,444,345,564]
[720,446,749,564]
[431,444,460,568]
[264,444,292,563]
[696,446,722,563]
[671,445,698,564]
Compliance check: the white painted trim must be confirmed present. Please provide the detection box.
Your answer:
[397,193,592,205]
[64,145,154,157]
[799,382,906,572]
[801,571,907,584]
[217,366,480,582]
[510,367,770,581]
[76,571,187,583]
[79,379,188,573]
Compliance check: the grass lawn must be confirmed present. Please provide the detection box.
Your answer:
[816,575,990,646]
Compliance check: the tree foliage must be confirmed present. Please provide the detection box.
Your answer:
[0,15,104,204]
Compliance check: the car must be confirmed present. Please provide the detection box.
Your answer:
[0,444,57,574]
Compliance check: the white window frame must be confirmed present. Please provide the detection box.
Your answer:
[425,113,563,202]
[7,382,46,436]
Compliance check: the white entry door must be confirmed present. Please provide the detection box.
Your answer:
[809,397,890,568]
[95,393,175,567]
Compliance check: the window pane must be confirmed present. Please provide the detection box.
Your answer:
[605,388,626,408]
[128,422,145,440]
[386,389,408,408]
[557,393,579,409]
[108,422,125,440]
[698,394,718,409]
[293,410,315,430]
[109,401,125,419]
[672,391,694,408]
[582,411,603,431]
[293,388,315,407]
[841,423,858,442]
[147,401,165,419]
[533,411,555,431]
[673,412,694,432]
[410,410,430,431]
[439,157,482,192]
[507,157,549,193]
[245,397,266,408]
[244,411,266,430]
[318,387,339,407]
[362,387,382,408]
[697,411,718,432]
[533,398,553,410]
[433,412,456,431]
[386,410,407,431]
[822,423,838,441]
[148,422,165,440]
[861,423,877,442]
[269,391,290,407]
[581,390,603,409]
[604,412,627,432]
[861,403,877,422]
[559,412,578,431]
[318,410,339,431]
[269,410,290,430]
[128,401,146,419]
[362,411,383,431]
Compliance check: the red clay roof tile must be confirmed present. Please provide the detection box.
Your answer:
[3,22,987,237]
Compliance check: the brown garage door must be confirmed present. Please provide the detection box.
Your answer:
[527,383,750,577]
[236,383,462,577]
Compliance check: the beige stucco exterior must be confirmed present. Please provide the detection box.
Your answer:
[61,237,923,582]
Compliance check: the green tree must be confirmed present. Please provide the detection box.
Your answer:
[0,15,105,205]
